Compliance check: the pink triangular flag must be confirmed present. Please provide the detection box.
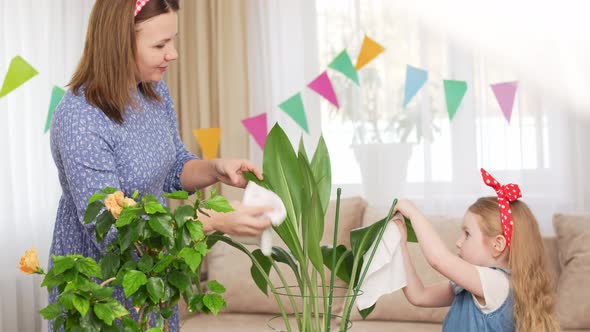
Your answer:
[307,71,339,108]
[491,81,518,123]
[242,113,268,150]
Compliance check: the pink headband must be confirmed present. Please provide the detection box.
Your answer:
[480,168,522,249]
[134,0,150,16]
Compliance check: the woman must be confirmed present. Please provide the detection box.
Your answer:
[49,0,270,330]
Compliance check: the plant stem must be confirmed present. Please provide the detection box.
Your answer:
[312,272,320,331]
[138,304,147,328]
[271,260,301,330]
[160,302,170,332]
[134,242,144,256]
[326,188,342,331]
[99,277,116,287]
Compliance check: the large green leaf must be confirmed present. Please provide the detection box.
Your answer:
[358,303,376,320]
[271,247,301,286]
[321,245,353,284]
[174,205,195,228]
[298,150,324,273]
[148,213,173,239]
[310,135,332,215]
[146,277,165,304]
[263,124,304,260]
[250,249,272,295]
[122,270,147,297]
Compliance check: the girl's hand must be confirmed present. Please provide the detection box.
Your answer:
[392,213,408,243]
[211,202,272,236]
[393,199,418,218]
[213,159,263,188]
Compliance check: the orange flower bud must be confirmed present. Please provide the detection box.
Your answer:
[19,248,41,274]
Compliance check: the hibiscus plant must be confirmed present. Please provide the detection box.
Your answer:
[20,188,232,332]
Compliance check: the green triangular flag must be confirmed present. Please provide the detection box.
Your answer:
[0,56,38,98]
[278,93,309,133]
[45,86,66,133]
[443,80,468,121]
[328,50,359,85]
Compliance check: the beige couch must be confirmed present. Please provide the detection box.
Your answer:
[181,198,590,331]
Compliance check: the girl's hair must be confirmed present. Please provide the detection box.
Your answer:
[68,0,180,123]
[468,197,560,332]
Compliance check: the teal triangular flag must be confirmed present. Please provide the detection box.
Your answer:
[403,65,428,107]
[443,80,468,121]
[328,50,359,85]
[279,93,309,133]
[45,86,65,133]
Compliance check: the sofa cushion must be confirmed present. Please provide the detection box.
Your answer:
[206,197,367,315]
[553,213,590,330]
[350,204,462,323]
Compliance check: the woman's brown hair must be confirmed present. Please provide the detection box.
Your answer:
[469,197,560,332]
[69,0,180,123]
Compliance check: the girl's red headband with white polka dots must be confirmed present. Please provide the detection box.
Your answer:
[480,168,522,249]
[134,0,150,16]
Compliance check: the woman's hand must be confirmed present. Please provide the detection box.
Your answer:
[392,213,408,243]
[213,159,263,188]
[393,199,418,219]
[207,202,273,236]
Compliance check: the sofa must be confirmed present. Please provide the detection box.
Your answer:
[180,197,590,331]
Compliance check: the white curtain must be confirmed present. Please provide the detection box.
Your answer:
[246,0,590,236]
[0,1,94,331]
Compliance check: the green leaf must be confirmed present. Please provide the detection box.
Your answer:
[299,152,325,272]
[131,190,139,200]
[146,277,165,304]
[52,316,65,331]
[148,213,174,239]
[144,201,167,214]
[185,220,204,242]
[359,303,376,320]
[122,270,147,297]
[58,291,75,310]
[88,193,106,204]
[131,289,149,307]
[122,316,140,332]
[94,303,115,326]
[95,211,115,242]
[250,249,272,295]
[51,256,76,275]
[205,194,233,212]
[39,303,63,320]
[310,135,332,215]
[83,200,104,224]
[41,269,65,288]
[77,257,102,278]
[102,187,117,194]
[137,255,154,273]
[118,224,140,252]
[188,294,205,313]
[105,299,129,319]
[168,271,191,292]
[72,294,90,316]
[99,253,120,279]
[207,280,226,294]
[164,190,189,200]
[322,245,353,284]
[145,328,164,332]
[405,216,418,243]
[115,207,143,228]
[178,248,202,272]
[174,205,195,228]
[174,226,192,251]
[203,294,225,316]
[194,242,208,256]
[161,306,174,319]
[271,247,301,285]
[152,254,174,273]
[263,125,304,261]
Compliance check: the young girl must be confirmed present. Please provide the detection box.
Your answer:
[392,168,559,331]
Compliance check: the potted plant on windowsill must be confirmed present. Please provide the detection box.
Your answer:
[205,124,402,331]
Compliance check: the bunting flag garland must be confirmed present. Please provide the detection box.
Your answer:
[307,71,340,108]
[491,81,518,123]
[192,128,221,160]
[45,86,65,133]
[444,80,468,121]
[0,55,38,98]
[354,35,385,70]
[403,65,428,107]
[279,93,309,133]
[241,113,268,150]
[328,50,359,85]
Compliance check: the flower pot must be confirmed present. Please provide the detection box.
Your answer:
[352,143,413,206]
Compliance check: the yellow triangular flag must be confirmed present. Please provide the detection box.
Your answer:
[355,35,385,70]
[193,128,221,160]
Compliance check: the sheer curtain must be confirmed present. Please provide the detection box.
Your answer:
[247,0,590,236]
[0,1,94,331]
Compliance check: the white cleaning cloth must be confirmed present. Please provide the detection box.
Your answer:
[233,182,287,256]
[356,213,407,310]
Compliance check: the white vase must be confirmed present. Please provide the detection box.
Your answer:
[352,143,413,206]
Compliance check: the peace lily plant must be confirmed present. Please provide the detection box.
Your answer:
[207,124,415,331]
[20,188,232,332]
